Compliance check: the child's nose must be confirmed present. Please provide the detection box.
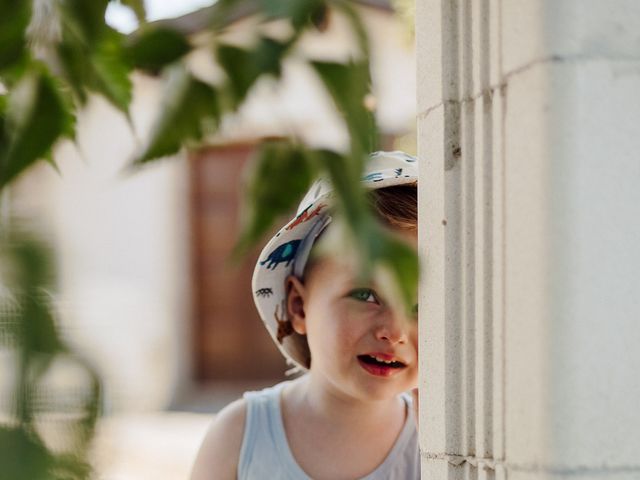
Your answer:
[374,312,409,345]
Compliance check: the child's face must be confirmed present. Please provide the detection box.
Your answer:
[286,232,418,401]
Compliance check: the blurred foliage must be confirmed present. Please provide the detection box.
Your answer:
[234,140,318,257]
[131,65,220,164]
[0,225,101,480]
[124,27,191,74]
[0,0,418,477]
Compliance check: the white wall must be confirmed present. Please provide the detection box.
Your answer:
[6,73,192,412]
[51,74,192,412]
[417,0,640,478]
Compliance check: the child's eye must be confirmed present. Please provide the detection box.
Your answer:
[348,288,380,304]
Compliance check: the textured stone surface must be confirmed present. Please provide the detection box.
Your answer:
[546,0,640,60]
[546,59,640,468]
[418,103,449,455]
[490,88,505,463]
[503,62,554,467]
[502,0,640,75]
[507,469,640,480]
[417,2,640,479]
[416,0,445,114]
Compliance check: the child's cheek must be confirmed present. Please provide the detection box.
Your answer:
[334,310,362,348]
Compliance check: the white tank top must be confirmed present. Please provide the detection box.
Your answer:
[237,380,420,479]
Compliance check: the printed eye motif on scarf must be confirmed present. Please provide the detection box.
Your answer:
[362,172,383,182]
[255,288,274,297]
[259,240,301,270]
[286,204,326,231]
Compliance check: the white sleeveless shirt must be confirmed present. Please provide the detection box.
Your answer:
[237,380,420,479]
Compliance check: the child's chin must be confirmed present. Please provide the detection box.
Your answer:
[358,381,413,401]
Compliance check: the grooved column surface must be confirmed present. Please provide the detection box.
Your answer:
[417,1,640,479]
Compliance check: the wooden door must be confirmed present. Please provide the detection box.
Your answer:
[190,143,287,381]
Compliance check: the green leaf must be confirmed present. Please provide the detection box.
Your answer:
[22,297,64,357]
[55,1,133,114]
[310,149,419,315]
[0,229,102,462]
[0,72,72,189]
[233,140,317,257]
[260,0,326,30]
[0,95,8,168]
[50,75,78,141]
[91,33,133,114]
[125,27,191,73]
[0,0,31,72]
[370,226,420,318]
[73,361,102,450]
[311,148,373,281]
[52,453,94,480]
[311,60,378,156]
[254,37,290,76]
[311,149,366,227]
[0,427,53,480]
[0,228,62,356]
[0,228,102,480]
[56,43,90,105]
[132,66,219,164]
[119,0,146,24]
[217,37,290,109]
[57,30,132,115]
[9,229,55,288]
[59,0,111,49]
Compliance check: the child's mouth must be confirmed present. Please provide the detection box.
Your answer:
[357,354,406,377]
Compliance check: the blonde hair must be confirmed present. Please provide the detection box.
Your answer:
[303,183,418,277]
[368,184,417,231]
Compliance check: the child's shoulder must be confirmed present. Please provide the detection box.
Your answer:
[189,397,247,480]
[189,380,293,480]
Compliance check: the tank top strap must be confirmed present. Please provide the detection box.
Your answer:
[361,392,420,479]
[238,381,307,480]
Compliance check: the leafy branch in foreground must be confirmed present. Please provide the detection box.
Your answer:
[0,226,101,480]
[0,0,419,475]
[0,0,419,310]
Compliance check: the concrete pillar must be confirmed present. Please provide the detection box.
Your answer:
[416,1,640,479]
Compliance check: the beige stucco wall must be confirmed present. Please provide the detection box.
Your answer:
[5,74,194,412]
[417,0,640,478]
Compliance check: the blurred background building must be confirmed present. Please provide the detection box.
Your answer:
[7,3,415,476]
[13,0,416,413]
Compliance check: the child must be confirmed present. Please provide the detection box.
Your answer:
[190,151,420,480]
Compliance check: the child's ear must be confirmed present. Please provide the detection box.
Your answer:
[285,275,307,335]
